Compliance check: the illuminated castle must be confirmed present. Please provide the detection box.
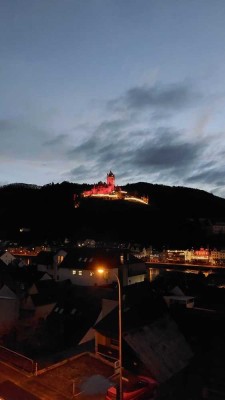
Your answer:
[82,171,116,197]
[82,171,149,205]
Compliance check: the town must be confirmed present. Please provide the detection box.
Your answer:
[0,234,225,399]
[2,1,225,399]
[0,174,225,399]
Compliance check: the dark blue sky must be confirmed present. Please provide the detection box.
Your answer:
[1,0,225,197]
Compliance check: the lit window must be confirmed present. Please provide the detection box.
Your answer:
[78,257,82,261]
[78,271,82,276]
[90,271,94,276]
[71,308,77,315]
[84,258,88,262]
[57,255,64,264]
[72,270,76,275]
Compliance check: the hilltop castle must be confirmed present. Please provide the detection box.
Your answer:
[82,171,149,205]
[82,171,117,197]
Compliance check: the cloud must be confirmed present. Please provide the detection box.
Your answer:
[130,129,201,170]
[67,117,205,187]
[1,74,224,199]
[109,81,200,112]
[186,166,225,187]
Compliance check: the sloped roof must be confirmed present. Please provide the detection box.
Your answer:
[31,279,71,303]
[94,282,168,338]
[31,293,57,307]
[8,267,46,286]
[35,251,56,265]
[47,291,102,346]
[0,268,17,293]
[124,314,193,383]
[94,282,192,383]
[59,247,143,270]
[0,284,17,300]
[40,272,52,280]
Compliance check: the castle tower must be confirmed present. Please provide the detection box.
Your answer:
[107,171,115,192]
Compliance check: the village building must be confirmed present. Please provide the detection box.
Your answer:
[57,247,147,286]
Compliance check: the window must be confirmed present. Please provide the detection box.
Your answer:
[90,271,94,276]
[78,271,82,276]
[57,255,64,264]
[72,270,76,275]
[71,308,77,315]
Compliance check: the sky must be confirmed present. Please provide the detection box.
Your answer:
[1,0,225,198]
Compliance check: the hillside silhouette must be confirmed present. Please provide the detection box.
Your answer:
[0,181,225,248]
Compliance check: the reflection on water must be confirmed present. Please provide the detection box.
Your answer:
[148,263,225,284]
[148,264,212,282]
[149,268,160,282]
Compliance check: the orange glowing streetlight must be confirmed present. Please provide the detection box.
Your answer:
[97,268,123,400]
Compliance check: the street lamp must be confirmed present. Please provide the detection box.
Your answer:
[97,268,123,400]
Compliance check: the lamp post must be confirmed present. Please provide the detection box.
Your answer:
[97,268,123,400]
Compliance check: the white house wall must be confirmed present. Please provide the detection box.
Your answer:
[58,268,120,286]
[127,274,145,285]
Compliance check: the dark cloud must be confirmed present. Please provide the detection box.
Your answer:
[109,82,200,112]
[133,141,200,169]
[67,118,204,186]
[68,135,100,157]
[63,82,223,198]
[68,165,94,181]
[186,167,225,186]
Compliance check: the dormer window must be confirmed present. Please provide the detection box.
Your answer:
[57,255,64,264]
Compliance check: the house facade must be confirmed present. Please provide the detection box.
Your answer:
[57,248,147,286]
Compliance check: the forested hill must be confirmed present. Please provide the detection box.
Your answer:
[0,181,225,248]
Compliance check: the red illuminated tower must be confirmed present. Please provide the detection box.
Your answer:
[107,171,115,192]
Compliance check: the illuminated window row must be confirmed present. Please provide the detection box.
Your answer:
[72,270,95,276]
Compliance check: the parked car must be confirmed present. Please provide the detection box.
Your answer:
[105,374,158,400]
